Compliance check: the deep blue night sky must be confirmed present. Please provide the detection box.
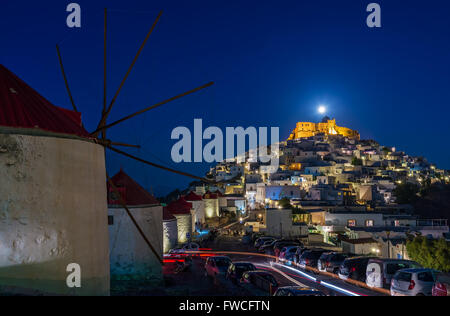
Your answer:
[1,0,449,196]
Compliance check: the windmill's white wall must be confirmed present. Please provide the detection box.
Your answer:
[163,219,178,253]
[174,214,192,243]
[0,133,109,296]
[108,205,163,282]
[204,199,219,218]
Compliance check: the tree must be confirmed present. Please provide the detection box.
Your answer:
[406,237,450,272]
[393,182,419,204]
[279,197,292,209]
[351,157,363,166]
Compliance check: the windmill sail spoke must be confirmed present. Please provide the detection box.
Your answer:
[56,44,78,113]
[91,81,214,135]
[94,10,163,138]
[107,145,214,184]
[106,174,163,265]
[96,139,141,148]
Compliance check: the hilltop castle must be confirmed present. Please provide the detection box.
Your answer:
[288,117,360,140]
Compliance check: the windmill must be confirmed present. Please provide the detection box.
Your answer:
[56,9,215,265]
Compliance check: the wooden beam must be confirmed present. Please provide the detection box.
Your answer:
[96,139,141,148]
[94,10,163,138]
[56,44,78,112]
[91,81,214,135]
[107,145,215,184]
[107,174,163,265]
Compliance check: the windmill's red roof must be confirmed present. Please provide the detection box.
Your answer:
[203,191,218,199]
[0,64,90,138]
[184,191,203,201]
[167,197,192,215]
[108,169,160,206]
[163,207,176,221]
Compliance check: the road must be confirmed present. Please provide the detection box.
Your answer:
[163,235,387,296]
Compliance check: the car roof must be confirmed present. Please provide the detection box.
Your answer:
[211,256,231,260]
[345,256,375,261]
[398,268,434,273]
[246,270,272,275]
[233,262,255,266]
[278,286,322,294]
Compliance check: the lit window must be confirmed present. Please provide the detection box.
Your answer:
[365,220,374,227]
[347,219,356,227]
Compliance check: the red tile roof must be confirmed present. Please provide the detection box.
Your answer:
[0,64,90,138]
[167,197,192,215]
[184,191,203,201]
[108,169,160,206]
[163,207,176,221]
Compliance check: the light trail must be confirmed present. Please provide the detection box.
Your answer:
[319,281,362,297]
[273,263,317,282]
[166,250,384,296]
[258,263,308,287]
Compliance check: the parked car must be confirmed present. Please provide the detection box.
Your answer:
[318,252,348,274]
[338,257,375,282]
[279,246,301,263]
[294,247,310,264]
[273,241,301,257]
[254,237,275,249]
[390,268,437,296]
[273,286,326,296]
[169,242,200,254]
[258,239,277,253]
[298,249,328,269]
[366,259,422,289]
[227,262,256,284]
[241,271,279,295]
[432,272,450,296]
[204,256,232,278]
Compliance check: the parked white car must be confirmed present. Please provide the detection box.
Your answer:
[390,268,437,296]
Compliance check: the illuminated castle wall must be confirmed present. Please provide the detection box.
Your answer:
[288,118,360,140]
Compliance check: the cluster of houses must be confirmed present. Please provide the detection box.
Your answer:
[208,119,450,259]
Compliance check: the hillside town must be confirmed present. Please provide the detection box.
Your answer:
[163,117,449,261]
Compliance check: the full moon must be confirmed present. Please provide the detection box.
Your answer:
[318,105,326,114]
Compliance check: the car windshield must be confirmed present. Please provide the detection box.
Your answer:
[215,258,231,267]
[386,263,413,275]
[331,254,346,261]
[236,264,254,272]
[395,271,412,282]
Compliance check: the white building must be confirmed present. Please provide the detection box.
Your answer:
[163,207,178,254]
[108,170,163,283]
[167,197,194,244]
